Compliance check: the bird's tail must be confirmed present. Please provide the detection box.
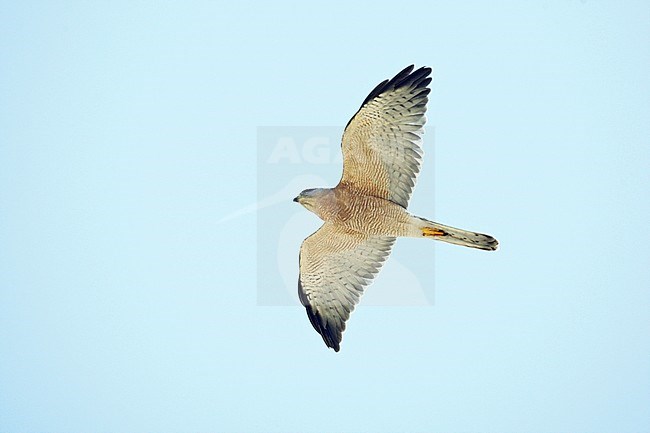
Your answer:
[418,218,499,251]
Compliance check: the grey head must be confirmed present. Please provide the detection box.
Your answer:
[293,188,330,209]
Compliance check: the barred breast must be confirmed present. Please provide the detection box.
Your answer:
[315,187,415,237]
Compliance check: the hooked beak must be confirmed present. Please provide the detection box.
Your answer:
[293,196,299,203]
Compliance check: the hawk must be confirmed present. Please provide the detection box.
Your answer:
[293,65,498,351]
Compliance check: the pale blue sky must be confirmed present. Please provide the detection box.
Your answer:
[1,1,649,432]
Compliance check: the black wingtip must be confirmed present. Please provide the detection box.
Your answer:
[304,304,342,352]
[299,278,343,352]
[357,64,433,112]
[344,65,432,130]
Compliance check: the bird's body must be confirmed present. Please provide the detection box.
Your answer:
[294,65,498,351]
[297,187,417,238]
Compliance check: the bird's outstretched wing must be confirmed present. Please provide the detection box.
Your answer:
[338,65,431,209]
[298,223,395,351]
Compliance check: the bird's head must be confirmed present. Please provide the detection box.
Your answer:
[293,188,327,210]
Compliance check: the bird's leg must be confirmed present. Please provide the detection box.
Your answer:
[421,227,446,237]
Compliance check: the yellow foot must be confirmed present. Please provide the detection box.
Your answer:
[422,227,446,237]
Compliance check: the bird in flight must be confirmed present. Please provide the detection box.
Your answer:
[294,65,498,351]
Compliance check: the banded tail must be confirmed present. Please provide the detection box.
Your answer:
[420,219,498,251]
